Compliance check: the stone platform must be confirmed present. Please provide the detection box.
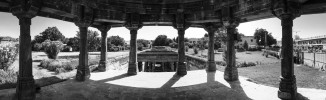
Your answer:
[1,70,326,100]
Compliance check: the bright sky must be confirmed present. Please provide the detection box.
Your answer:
[0,12,325,41]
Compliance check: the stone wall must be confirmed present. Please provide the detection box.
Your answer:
[106,55,129,70]
[185,55,207,70]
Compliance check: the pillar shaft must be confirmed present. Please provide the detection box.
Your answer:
[96,25,111,72]
[177,29,187,75]
[76,26,90,81]
[203,23,221,72]
[16,17,35,100]
[224,26,238,81]
[127,29,138,75]
[278,14,297,100]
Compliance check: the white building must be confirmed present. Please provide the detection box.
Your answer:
[236,36,257,48]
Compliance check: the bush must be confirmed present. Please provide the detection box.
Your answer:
[216,61,227,66]
[61,45,72,52]
[237,48,245,52]
[0,69,17,86]
[32,43,43,51]
[237,62,256,68]
[185,46,189,52]
[194,47,199,54]
[42,40,63,59]
[0,43,19,70]
[39,59,77,73]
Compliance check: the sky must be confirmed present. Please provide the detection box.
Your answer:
[0,12,325,41]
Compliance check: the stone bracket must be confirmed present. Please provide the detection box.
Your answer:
[73,4,95,27]
[271,0,302,19]
[10,0,42,18]
[94,24,111,33]
[173,12,191,30]
[125,13,143,30]
[202,22,223,33]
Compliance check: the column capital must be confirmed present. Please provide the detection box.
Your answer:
[173,11,191,31]
[73,5,94,27]
[222,18,240,28]
[124,13,143,30]
[272,1,302,20]
[94,24,111,33]
[11,0,42,19]
[202,22,223,33]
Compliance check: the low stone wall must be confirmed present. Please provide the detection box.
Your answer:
[303,60,326,71]
[185,55,207,70]
[106,55,129,70]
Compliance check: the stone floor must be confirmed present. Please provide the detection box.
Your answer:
[1,70,326,100]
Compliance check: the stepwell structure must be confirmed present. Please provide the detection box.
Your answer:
[0,0,326,99]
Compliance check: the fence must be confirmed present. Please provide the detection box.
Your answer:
[296,51,326,70]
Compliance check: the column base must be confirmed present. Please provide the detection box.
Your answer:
[206,61,216,72]
[15,77,35,100]
[177,62,187,76]
[75,66,90,81]
[98,60,107,72]
[224,65,238,81]
[278,76,297,100]
[127,63,138,75]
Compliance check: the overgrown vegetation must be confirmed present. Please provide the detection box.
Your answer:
[42,40,63,59]
[0,43,19,70]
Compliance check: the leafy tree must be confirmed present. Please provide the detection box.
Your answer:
[253,28,277,46]
[66,37,79,51]
[33,27,65,43]
[108,36,125,46]
[153,35,173,46]
[294,35,301,40]
[175,36,189,43]
[76,30,101,52]
[137,39,150,47]
[243,40,249,50]
[204,33,209,37]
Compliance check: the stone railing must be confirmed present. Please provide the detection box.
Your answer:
[185,54,207,70]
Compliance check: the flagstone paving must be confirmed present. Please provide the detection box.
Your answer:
[1,70,325,100]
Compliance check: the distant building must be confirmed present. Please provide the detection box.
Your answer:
[188,38,201,44]
[0,36,14,44]
[296,35,326,50]
[236,36,257,48]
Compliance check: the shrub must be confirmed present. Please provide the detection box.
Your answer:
[185,46,189,52]
[237,62,256,68]
[0,69,17,87]
[61,45,72,52]
[39,59,77,73]
[216,61,227,66]
[32,43,43,51]
[42,40,63,59]
[0,43,19,70]
[194,47,198,54]
[237,48,245,52]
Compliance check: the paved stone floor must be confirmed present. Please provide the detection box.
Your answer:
[1,70,326,100]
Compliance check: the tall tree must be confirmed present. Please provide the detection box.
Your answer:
[153,35,173,46]
[294,35,301,40]
[108,36,125,46]
[253,28,277,46]
[33,27,65,43]
[76,30,101,52]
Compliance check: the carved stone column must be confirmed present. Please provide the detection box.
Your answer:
[138,62,143,72]
[173,12,190,76]
[272,1,301,99]
[74,5,94,81]
[125,13,142,75]
[223,19,239,81]
[95,25,111,72]
[203,23,222,72]
[11,1,40,99]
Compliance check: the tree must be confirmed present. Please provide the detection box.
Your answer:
[33,27,65,43]
[76,30,102,52]
[204,33,208,37]
[253,28,277,46]
[294,35,301,40]
[108,36,125,46]
[243,40,249,50]
[137,39,150,47]
[175,36,189,43]
[66,37,79,51]
[152,35,173,46]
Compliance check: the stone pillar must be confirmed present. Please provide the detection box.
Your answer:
[173,11,190,75]
[272,1,301,99]
[138,62,143,72]
[96,25,111,72]
[11,2,39,99]
[203,23,222,72]
[74,5,94,81]
[223,19,239,81]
